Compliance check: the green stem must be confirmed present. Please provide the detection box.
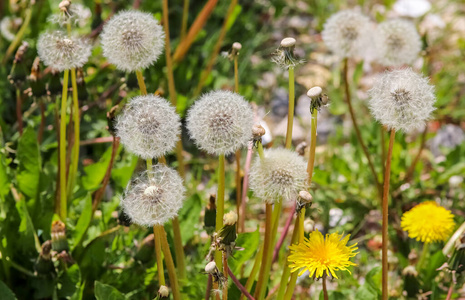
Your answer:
[59,69,69,220]
[67,68,79,199]
[306,110,318,184]
[159,226,182,300]
[240,245,263,300]
[276,222,299,300]
[254,203,273,300]
[215,154,226,270]
[153,225,166,286]
[2,6,33,64]
[417,242,430,270]
[135,70,147,95]
[285,67,295,149]
[171,217,186,280]
[181,0,189,40]
[382,129,396,300]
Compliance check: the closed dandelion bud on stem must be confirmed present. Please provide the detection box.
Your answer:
[322,10,371,58]
[368,68,436,133]
[218,211,237,247]
[37,31,91,72]
[35,240,54,276]
[115,95,181,159]
[401,201,455,243]
[187,90,254,155]
[101,10,164,72]
[402,265,419,298]
[121,164,185,227]
[249,148,308,204]
[204,194,217,234]
[51,220,69,252]
[375,19,421,67]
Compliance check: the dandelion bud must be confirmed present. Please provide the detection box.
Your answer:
[115,95,181,159]
[368,69,436,133]
[252,124,266,138]
[158,285,169,298]
[51,220,69,252]
[401,265,418,277]
[402,265,420,298]
[101,10,165,72]
[408,249,418,265]
[249,148,308,204]
[121,164,185,227]
[37,31,91,72]
[322,10,371,58]
[375,19,421,67]
[204,194,217,233]
[205,261,217,274]
[35,240,54,276]
[187,90,254,155]
[229,42,242,58]
[223,211,238,226]
[272,37,302,69]
[303,219,314,233]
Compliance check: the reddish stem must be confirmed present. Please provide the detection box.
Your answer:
[272,206,295,263]
[228,267,255,300]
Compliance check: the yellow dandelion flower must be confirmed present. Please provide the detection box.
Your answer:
[288,230,358,279]
[401,201,455,243]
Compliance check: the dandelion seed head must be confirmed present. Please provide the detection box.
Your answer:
[401,201,455,243]
[48,3,92,27]
[368,68,436,133]
[101,10,164,72]
[121,164,185,227]
[375,19,421,66]
[249,148,308,204]
[186,90,254,155]
[37,31,91,71]
[288,230,358,279]
[115,95,180,159]
[322,10,371,58]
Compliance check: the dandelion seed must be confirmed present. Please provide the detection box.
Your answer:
[186,90,254,155]
[375,19,421,66]
[288,230,358,279]
[37,31,91,72]
[249,148,308,204]
[322,10,371,58]
[368,68,436,133]
[101,10,165,72]
[121,164,185,227]
[401,201,455,243]
[115,95,181,159]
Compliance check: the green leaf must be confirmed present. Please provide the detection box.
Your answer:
[58,264,81,298]
[110,154,137,188]
[16,199,40,252]
[16,127,41,199]
[94,281,126,300]
[355,285,378,300]
[0,152,10,198]
[0,280,17,300]
[72,194,93,249]
[365,266,381,295]
[178,193,202,244]
[82,145,120,191]
[229,228,260,273]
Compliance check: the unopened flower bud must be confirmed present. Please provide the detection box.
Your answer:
[205,261,217,274]
[402,265,418,277]
[223,211,238,226]
[158,285,169,298]
[51,220,69,252]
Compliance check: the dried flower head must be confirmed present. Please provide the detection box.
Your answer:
[1,16,22,41]
[101,10,165,72]
[288,230,358,279]
[121,164,185,227]
[48,2,92,27]
[375,19,421,67]
[401,201,455,243]
[322,10,371,58]
[307,86,329,113]
[158,285,169,298]
[115,95,181,159]
[187,90,254,155]
[271,37,303,69]
[37,31,91,72]
[249,148,308,204]
[368,68,436,133]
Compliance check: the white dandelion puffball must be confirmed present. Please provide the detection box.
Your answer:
[322,10,371,58]
[122,164,185,226]
[48,3,92,27]
[101,10,165,72]
[186,90,254,155]
[368,68,436,133]
[375,19,421,67]
[115,95,181,159]
[249,148,308,204]
[37,31,91,72]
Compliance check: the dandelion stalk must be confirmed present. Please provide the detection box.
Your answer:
[276,222,299,300]
[382,129,395,300]
[181,0,189,40]
[215,153,226,270]
[136,70,147,95]
[285,66,295,149]
[67,68,80,199]
[59,69,69,220]
[159,225,182,300]
[417,242,430,270]
[322,276,329,300]
[162,0,187,280]
[240,245,263,300]
[153,224,166,287]
[343,58,382,200]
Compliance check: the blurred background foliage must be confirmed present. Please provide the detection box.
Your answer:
[0,0,465,299]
